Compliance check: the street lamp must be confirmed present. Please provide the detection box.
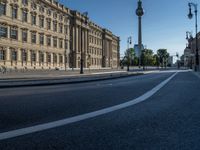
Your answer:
[80,12,88,74]
[188,2,199,71]
[136,0,144,68]
[127,36,132,71]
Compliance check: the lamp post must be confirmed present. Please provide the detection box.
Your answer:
[127,36,132,71]
[188,2,199,71]
[136,0,144,68]
[80,12,88,74]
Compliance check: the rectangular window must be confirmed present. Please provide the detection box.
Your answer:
[59,15,63,21]
[39,6,44,13]
[59,39,63,49]
[0,3,6,15]
[22,11,28,22]
[31,15,36,25]
[22,50,27,62]
[53,37,57,48]
[31,32,36,44]
[0,26,7,38]
[47,36,51,46]
[59,24,63,33]
[39,52,44,63]
[31,51,36,62]
[0,50,5,60]
[53,13,57,19]
[12,7,17,19]
[39,17,44,28]
[53,53,57,63]
[11,50,17,61]
[22,0,28,6]
[22,30,27,42]
[59,55,63,63]
[53,22,57,32]
[10,28,18,40]
[47,9,51,16]
[64,25,68,34]
[47,53,51,63]
[40,34,44,45]
[47,20,51,30]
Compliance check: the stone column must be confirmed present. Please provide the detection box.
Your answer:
[6,47,11,61]
[44,34,47,46]
[85,30,88,68]
[7,26,10,39]
[6,2,11,17]
[44,52,47,68]
[6,47,11,67]
[51,53,53,68]
[76,26,80,68]
[72,26,75,51]
[17,48,22,67]
[36,50,39,67]
[27,49,31,67]
[77,26,80,53]
[57,53,59,67]
[18,28,22,42]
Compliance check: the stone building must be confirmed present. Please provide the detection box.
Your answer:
[184,33,200,69]
[0,0,120,70]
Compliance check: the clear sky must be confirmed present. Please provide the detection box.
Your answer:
[59,0,199,57]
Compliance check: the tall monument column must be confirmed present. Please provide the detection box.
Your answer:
[136,0,144,67]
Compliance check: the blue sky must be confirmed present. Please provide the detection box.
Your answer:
[59,0,199,57]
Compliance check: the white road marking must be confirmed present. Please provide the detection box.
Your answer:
[0,72,178,141]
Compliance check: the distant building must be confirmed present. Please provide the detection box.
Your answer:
[184,33,198,69]
[0,0,120,70]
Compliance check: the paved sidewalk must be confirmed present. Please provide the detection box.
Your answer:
[0,68,166,88]
[0,69,124,80]
[0,71,146,88]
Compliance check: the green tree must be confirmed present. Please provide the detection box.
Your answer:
[157,49,169,68]
[123,48,137,71]
[153,54,160,68]
[141,49,154,69]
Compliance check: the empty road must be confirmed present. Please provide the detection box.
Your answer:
[0,70,200,150]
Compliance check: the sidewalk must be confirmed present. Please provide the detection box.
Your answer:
[0,68,163,88]
[0,69,150,88]
[0,68,122,79]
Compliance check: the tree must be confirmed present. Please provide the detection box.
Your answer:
[141,49,154,69]
[153,54,160,68]
[157,49,169,68]
[123,48,136,71]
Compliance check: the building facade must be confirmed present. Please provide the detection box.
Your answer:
[184,33,200,69]
[0,0,120,70]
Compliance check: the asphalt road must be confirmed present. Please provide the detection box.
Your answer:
[0,70,200,150]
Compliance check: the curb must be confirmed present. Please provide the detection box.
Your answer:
[0,73,144,89]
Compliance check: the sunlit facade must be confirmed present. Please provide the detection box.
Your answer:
[0,0,120,70]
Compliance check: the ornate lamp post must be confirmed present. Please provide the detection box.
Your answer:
[80,12,88,74]
[136,0,144,68]
[127,36,132,71]
[188,2,199,71]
